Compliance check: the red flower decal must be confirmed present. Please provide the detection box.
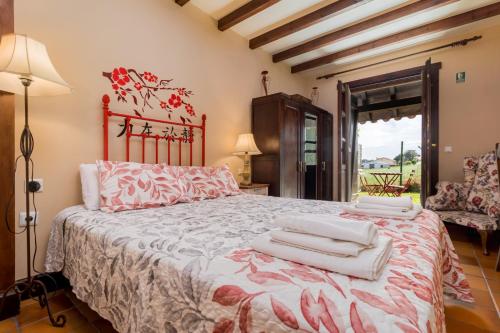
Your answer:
[112,67,130,86]
[121,90,127,96]
[112,84,119,91]
[160,101,167,109]
[185,104,195,116]
[177,88,186,96]
[168,94,182,108]
[143,71,158,83]
[134,82,142,90]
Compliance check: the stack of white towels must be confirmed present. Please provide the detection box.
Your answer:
[251,214,392,280]
[343,196,422,219]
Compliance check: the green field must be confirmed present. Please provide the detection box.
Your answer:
[360,162,421,185]
[358,162,421,204]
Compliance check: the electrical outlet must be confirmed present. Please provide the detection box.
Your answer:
[444,146,453,153]
[24,178,43,193]
[19,211,39,227]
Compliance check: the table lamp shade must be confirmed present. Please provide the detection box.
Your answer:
[233,133,261,155]
[0,34,71,96]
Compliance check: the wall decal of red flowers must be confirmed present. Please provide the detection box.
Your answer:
[103,67,196,124]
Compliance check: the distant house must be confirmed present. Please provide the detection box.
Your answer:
[361,157,397,169]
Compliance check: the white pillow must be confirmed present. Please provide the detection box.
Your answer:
[80,164,100,210]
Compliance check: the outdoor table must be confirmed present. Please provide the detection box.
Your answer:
[370,172,402,196]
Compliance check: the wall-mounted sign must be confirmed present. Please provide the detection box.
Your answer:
[456,72,466,83]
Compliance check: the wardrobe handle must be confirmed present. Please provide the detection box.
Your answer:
[298,161,305,173]
[298,161,304,173]
[322,161,326,172]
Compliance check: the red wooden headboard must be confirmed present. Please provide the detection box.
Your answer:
[102,94,206,166]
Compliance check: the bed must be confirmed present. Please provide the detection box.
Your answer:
[45,194,472,333]
[44,93,472,332]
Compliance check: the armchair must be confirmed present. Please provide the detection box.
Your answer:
[426,149,499,255]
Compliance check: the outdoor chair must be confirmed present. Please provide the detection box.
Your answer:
[360,175,382,195]
[385,170,415,197]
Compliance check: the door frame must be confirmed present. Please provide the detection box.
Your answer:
[0,0,15,292]
[336,62,441,201]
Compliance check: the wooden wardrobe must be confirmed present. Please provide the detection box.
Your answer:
[252,93,333,200]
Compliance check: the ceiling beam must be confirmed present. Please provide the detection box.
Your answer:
[273,0,457,63]
[218,0,280,31]
[358,96,421,113]
[291,2,500,73]
[175,0,190,6]
[249,0,365,49]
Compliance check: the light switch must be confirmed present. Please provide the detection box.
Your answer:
[444,146,453,153]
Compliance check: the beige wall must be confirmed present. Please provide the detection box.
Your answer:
[13,0,307,279]
[304,24,500,199]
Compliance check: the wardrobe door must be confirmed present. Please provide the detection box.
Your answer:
[302,111,318,200]
[320,111,333,201]
[281,105,301,198]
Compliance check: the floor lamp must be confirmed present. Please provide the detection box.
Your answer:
[0,34,71,327]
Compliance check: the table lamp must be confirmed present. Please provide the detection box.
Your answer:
[233,133,261,186]
[0,34,71,327]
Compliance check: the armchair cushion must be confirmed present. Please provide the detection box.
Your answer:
[435,210,498,231]
[465,151,500,219]
[426,181,467,211]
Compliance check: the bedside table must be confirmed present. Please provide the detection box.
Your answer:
[239,183,269,196]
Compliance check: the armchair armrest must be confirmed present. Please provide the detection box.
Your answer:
[425,181,467,211]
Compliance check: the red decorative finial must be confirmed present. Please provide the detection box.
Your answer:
[102,94,110,105]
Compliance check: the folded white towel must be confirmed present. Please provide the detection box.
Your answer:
[274,214,378,246]
[251,235,393,280]
[270,230,371,257]
[355,203,410,212]
[358,196,413,209]
[344,204,423,220]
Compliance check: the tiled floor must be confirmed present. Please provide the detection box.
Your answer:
[0,227,498,333]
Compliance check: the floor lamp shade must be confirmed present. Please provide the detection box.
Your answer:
[0,34,71,95]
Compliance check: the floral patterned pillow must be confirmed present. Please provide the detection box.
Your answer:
[179,165,241,200]
[97,160,188,212]
[465,151,500,218]
[425,181,467,211]
[463,156,478,190]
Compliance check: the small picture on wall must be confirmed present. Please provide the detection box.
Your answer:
[456,71,466,83]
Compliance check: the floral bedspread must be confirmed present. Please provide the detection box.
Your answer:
[45,195,472,333]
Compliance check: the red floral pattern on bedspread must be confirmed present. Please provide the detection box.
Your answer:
[211,210,472,333]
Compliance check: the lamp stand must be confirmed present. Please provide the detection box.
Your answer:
[0,78,66,327]
[240,153,252,186]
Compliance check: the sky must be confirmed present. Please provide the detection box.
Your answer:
[358,115,421,161]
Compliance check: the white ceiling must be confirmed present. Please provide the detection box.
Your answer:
[190,0,500,72]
